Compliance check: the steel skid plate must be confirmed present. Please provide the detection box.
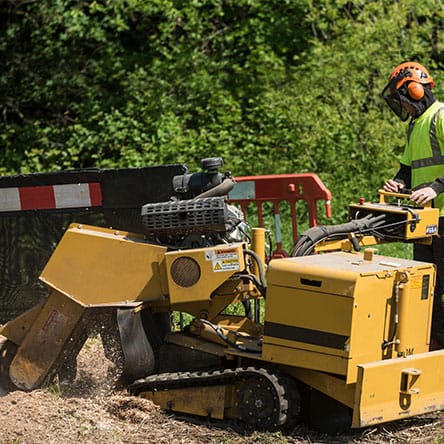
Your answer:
[353,350,444,428]
[8,290,86,390]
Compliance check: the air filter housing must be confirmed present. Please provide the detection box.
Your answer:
[141,196,228,237]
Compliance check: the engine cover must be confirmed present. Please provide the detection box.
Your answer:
[141,197,229,237]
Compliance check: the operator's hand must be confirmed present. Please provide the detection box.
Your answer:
[383,179,403,193]
[410,187,437,205]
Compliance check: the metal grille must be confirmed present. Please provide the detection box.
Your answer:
[170,257,201,287]
[141,197,228,236]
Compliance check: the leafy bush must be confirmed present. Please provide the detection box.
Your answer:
[1,0,444,225]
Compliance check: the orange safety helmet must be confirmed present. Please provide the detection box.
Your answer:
[387,61,434,100]
[382,62,435,120]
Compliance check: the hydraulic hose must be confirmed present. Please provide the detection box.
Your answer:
[243,249,266,292]
[236,273,267,298]
[241,248,267,325]
[291,214,388,257]
[192,177,236,199]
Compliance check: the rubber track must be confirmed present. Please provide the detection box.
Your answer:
[128,366,289,428]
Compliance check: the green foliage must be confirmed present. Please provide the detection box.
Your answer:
[373,242,413,260]
[1,0,444,228]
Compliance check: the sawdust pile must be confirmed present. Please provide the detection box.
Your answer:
[1,338,443,444]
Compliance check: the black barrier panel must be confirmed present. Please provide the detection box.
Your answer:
[0,211,105,322]
[0,164,187,322]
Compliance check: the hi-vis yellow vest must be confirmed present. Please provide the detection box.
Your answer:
[400,101,444,216]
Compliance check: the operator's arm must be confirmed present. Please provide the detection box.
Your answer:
[383,163,411,192]
[429,175,444,195]
[411,175,444,205]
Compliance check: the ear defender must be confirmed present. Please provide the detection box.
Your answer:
[407,81,424,100]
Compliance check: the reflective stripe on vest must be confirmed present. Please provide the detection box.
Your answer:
[408,107,444,169]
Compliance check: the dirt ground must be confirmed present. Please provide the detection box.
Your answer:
[1,338,444,444]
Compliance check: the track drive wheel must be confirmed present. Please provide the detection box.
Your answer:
[235,367,288,431]
[0,336,18,395]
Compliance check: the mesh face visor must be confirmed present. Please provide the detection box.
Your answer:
[382,83,411,121]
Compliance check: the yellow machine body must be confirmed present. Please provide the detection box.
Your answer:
[263,251,435,384]
[40,224,168,305]
[1,224,248,390]
[2,191,444,431]
[39,223,246,309]
[164,243,246,305]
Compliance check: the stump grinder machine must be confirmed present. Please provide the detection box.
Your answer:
[1,158,444,432]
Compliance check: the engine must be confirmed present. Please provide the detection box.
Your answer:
[141,157,247,248]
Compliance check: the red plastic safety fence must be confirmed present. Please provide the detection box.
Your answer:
[229,174,332,258]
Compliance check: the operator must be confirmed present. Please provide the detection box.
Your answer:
[382,61,444,350]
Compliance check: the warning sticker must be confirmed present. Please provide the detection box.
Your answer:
[209,249,240,272]
[213,258,240,272]
[409,275,423,290]
[206,248,239,261]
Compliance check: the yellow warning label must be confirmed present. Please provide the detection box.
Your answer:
[409,275,423,289]
[212,258,240,272]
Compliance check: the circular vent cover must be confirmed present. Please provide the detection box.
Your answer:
[170,257,201,287]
